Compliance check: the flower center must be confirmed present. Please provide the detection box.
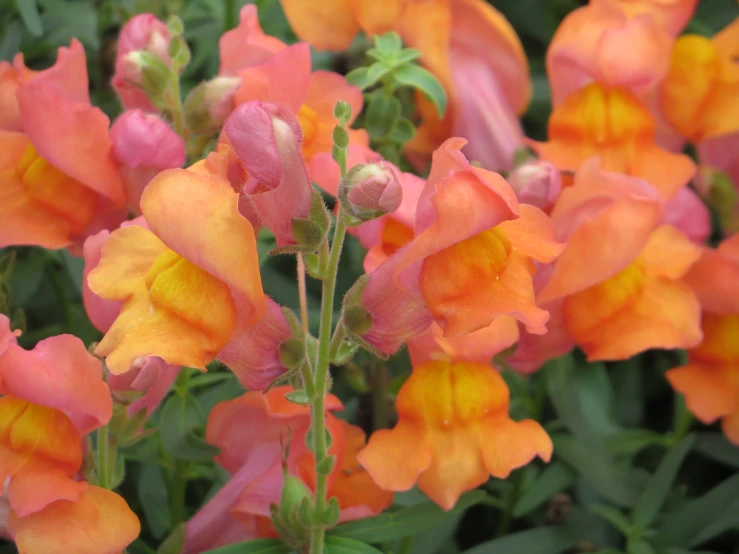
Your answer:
[563,261,647,338]
[15,145,97,235]
[550,83,654,148]
[691,313,739,364]
[296,104,319,160]
[0,396,82,475]
[145,249,237,346]
[419,227,512,313]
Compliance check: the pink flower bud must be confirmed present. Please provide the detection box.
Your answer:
[341,163,403,220]
[507,160,562,210]
[107,357,179,417]
[224,101,314,248]
[183,76,241,134]
[112,14,172,110]
[110,109,185,212]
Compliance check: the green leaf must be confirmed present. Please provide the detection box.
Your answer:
[157,523,186,554]
[545,356,589,439]
[0,20,23,62]
[694,432,739,468]
[325,536,384,554]
[374,32,402,54]
[514,462,576,517]
[604,429,671,457]
[575,363,621,437]
[462,523,585,554]
[366,95,401,140]
[285,390,311,405]
[329,490,484,543]
[202,538,293,553]
[138,464,171,539]
[391,64,447,117]
[392,49,423,66]
[37,0,99,49]
[160,393,220,462]
[15,0,43,36]
[632,435,695,529]
[389,118,416,144]
[188,372,234,391]
[553,435,642,507]
[346,67,371,89]
[589,503,632,536]
[627,541,655,554]
[653,472,739,548]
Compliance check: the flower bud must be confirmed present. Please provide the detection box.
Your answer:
[112,13,173,110]
[340,163,403,221]
[507,160,561,210]
[110,109,185,212]
[183,76,241,134]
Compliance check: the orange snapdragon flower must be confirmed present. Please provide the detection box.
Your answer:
[614,0,697,36]
[396,138,564,337]
[279,0,530,170]
[667,236,739,444]
[357,360,552,510]
[658,18,739,185]
[0,40,125,249]
[0,315,139,553]
[88,153,265,375]
[539,159,702,360]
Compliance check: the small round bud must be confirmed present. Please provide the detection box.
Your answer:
[334,100,352,125]
[122,51,171,98]
[166,15,184,37]
[339,163,403,221]
[332,125,349,149]
[278,337,306,371]
[343,305,373,336]
[183,76,240,134]
[507,160,561,211]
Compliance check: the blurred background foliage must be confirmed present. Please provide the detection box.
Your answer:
[2,1,739,554]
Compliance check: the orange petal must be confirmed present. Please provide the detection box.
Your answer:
[629,144,695,200]
[279,0,360,51]
[357,422,432,493]
[398,0,452,90]
[666,363,737,424]
[637,224,701,279]
[417,426,489,510]
[683,238,739,315]
[8,485,140,554]
[573,277,702,360]
[721,408,739,446]
[87,225,168,301]
[218,5,285,75]
[140,167,265,332]
[496,204,565,263]
[479,416,552,479]
[8,466,87,518]
[355,0,404,36]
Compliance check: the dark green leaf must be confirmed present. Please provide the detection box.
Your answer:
[653,473,739,548]
[202,538,293,553]
[514,462,576,517]
[589,503,632,536]
[694,432,739,468]
[160,393,220,462]
[545,356,589,439]
[391,64,447,117]
[632,435,695,529]
[37,0,99,49]
[0,20,23,61]
[463,522,585,554]
[138,464,171,539]
[330,490,484,543]
[325,536,384,554]
[576,364,621,437]
[605,429,671,457]
[553,435,642,507]
[15,0,43,36]
[374,32,402,54]
[627,541,655,554]
[366,95,401,140]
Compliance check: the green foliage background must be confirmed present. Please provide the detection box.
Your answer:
[1,1,739,554]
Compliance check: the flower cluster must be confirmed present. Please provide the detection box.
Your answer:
[0,1,738,553]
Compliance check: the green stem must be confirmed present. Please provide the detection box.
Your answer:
[169,67,186,140]
[496,470,524,538]
[96,423,111,489]
[44,254,73,330]
[309,209,349,554]
[327,322,346,362]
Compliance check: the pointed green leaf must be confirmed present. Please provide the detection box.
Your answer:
[463,522,586,554]
[514,462,576,517]
[389,117,416,144]
[627,541,655,554]
[366,95,401,140]
[391,64,447,117]
[374,32,402,54]
[15,0,42,36]
[694,432,739,468]
[653,473,739,548]
[329,490,484,543]
[160,393,220,462]
[589,503,632,536]
[553,435,642,507]
[202,538,293,553]
[138,464,171,539]
[325,536,384,554]
[632,435,695,529]
[545,356,590,439]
